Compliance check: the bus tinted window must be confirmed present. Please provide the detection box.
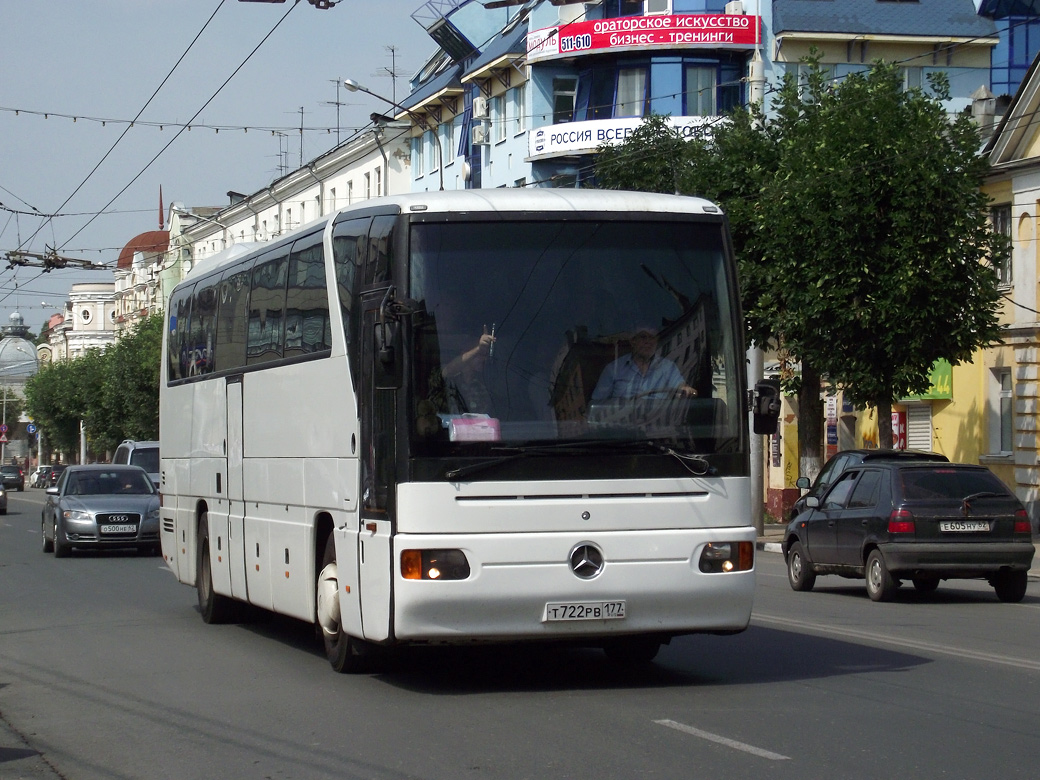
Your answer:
[285,231,331,357]
[189,281,218,376]
[217,265,252,371]
[409,218,739,450]
[333,216,370,380]
[167,284,194,382]
[247,250,289,365]
[366,215,396,286]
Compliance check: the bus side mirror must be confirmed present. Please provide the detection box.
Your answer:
[752,378,781,435]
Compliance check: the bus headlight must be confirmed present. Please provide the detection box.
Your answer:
[401,549,471,581]
[698,542,753,573]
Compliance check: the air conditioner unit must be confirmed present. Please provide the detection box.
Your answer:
[725,0,744,14]
[473,96,490,119]
[472,123,490,146]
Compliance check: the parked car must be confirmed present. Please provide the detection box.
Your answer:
[790,449,950,519]
[48,465,66,487]
[0,484,7,514]
[1,464,24,491]
[783,462,1035,602]
[31,466,52,488]
[113,440,159,488]
[40,465,160,557]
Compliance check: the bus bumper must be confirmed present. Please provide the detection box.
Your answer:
[390,528,755,642]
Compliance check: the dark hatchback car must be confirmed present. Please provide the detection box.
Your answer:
[790,449,949,519]
[1,464,24,491]
[783,462,1035,602]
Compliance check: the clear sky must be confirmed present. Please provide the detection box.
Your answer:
[0,0,436,334]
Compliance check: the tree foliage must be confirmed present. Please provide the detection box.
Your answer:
[24,314,162,458]
[596,58,1006,468]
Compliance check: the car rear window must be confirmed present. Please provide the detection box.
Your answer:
[899,468,1010,501]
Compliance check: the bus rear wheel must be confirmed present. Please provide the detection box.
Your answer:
[318,531,373,673]
[197,515,236,624]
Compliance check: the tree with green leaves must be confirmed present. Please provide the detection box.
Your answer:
[24,314,163,459]
[596,59,1006,481]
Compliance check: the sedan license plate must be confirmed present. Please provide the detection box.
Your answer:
[939,520,991,533]
[544,601,626,622]
[100,524,137,534]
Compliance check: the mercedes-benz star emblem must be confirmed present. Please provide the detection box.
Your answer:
[569,543,604,580]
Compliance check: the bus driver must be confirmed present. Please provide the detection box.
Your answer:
[590,325,696,402]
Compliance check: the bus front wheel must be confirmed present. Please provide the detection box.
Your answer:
[318,531,373,673]
[197,515,236,624]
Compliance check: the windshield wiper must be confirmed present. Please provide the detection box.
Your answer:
[444,439,666,481]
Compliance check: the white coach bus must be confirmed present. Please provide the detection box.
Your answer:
[159,189,779,671]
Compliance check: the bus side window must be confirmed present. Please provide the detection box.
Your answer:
[217,266,252,372]
[366,215,396,286]
[285,230,331,357]
[247,250,289,365]
[190,281,219,376]
[167,284,195,383]
[333,216,371,384]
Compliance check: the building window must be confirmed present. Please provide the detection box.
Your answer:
[512,84,526,135]
[364,171,372,199]
[685,66,716,116]
[603,0,645,16]
[991,203,1012,286]
[617,67,647,117]
[492,95,506,143]
[991,368,1013,454]
[553,77,577,124]
[374,166,382,197]
[414,137,424,178]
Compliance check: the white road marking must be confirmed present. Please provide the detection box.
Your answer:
[654,719,790,761]
[753,613,1040,671]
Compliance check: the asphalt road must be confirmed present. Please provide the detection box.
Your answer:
[2,488,1039,779]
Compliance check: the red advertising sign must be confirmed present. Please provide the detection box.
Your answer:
[891,411,907,450]
[527,15,761,63]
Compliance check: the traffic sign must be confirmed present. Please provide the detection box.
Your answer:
[0,424,7,434]
[26,424,36,434]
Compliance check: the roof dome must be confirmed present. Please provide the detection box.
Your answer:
[0,312,39,382]
[117,230,170,269]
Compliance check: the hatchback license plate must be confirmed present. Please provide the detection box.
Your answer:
[939,520,991,532]
[100,524,137,534]
[544,601,626,622]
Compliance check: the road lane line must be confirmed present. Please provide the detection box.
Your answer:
[753,613,1040,671]
[654,719,790,761]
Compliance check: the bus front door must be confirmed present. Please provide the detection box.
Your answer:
[358,303,394,642]
[226,377,249,600]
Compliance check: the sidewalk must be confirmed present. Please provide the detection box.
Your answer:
[755,524,1040,578]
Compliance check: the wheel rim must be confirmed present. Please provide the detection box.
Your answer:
[867,558,880,592]
[790,552,803,581]
[316,561,340,638]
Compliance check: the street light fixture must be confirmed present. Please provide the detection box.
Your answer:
[344,78,445,191]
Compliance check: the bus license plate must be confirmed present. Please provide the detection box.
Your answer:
[100,524,137,534]
[544,601,626,622]
[939,521,990,532]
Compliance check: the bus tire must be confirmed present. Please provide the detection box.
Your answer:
[197,515,236,624]
[318,531,371,673]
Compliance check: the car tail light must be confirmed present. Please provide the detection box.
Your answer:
[888,509,915,534]
[1014,509,1031,535]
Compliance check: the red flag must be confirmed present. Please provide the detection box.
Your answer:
[159,186,164,229]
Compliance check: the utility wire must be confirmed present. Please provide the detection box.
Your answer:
[20,0,229,254]
[56,0,302,253]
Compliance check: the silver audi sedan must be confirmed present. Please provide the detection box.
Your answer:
[41,465,160,557]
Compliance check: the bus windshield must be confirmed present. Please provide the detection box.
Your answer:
[408,217,742,454]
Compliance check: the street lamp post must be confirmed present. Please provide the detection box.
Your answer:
[344,78,445,191]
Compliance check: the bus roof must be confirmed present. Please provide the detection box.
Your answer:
[184,189,723,282]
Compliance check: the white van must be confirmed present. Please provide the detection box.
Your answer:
[113,440,160,488]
